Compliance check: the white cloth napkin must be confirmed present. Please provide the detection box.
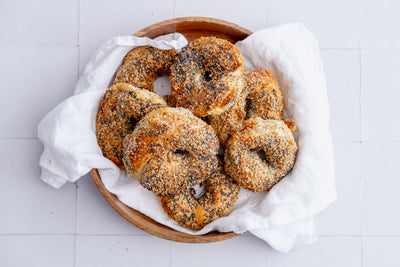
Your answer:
[38,24,336,253]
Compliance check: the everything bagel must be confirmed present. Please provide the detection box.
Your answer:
[224,117,297,192]
[122,107,220,195]
[96,83,167,169]
[114,46,178,91]
[170,37,244,117]
[208,69,284,147]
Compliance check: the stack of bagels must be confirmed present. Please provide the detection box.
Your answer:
[96,36,298,230]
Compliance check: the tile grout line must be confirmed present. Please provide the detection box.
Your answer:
[319,47,360,50]
[74,181,79,267]
[356,2,364,259]
[77,0,81,76]
[77,44,81,79]
[332,140,362,144]
[266,0,270,26]
[74,1,81,266]
[359,17,365,263]
[0,138,39,140]
[361,236,365,267]
[2,233,398,237]
[0,233,152,237]
[77,0,81,48]
[359,46,363,144]
[169,241,173,267]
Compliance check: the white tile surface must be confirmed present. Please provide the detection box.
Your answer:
[75,235,171,267]
[321,50,360,141]
[79,46,172,96]
[79,0,174,47]
[79,46,98,76]
[269,0,361,48]
[0,46,78,138]
[77,174,146,235]
[0,0,78,46]
[315,142,362,235]
[268,237,362,267]
[361,48,400,141]
[364,237,400,267]
[0,140,76,234]
[171,235,269,267]
[361,0,400,49]
[0,235,74,267]
[175,0,268,31]
[363,141,400,235]
[1,0,399,265]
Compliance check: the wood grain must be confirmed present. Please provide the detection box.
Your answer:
[134,16,252,43]
[91,169,240,243]
[91,16,252,243]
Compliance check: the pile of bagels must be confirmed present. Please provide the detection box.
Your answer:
[96,36,298,230]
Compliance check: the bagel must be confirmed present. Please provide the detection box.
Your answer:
[170,37,244,117]
[113,46,178,91]
[224,117,297,192]
[245,69,284,120]
[208,69,284,146]
[122,107,220,195]
[207,83,248,147]
[96,83,167,169]
[160,161,240,230]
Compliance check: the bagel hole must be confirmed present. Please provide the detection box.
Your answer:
[129,117,138,128]
[191,182,206,199]
[204,71,212,82]
[153,75,172,96]
[173,149,189,156]
[251,149,267,162]
[244,97,251,119]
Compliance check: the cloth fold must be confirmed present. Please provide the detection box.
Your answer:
[38,24,336,253]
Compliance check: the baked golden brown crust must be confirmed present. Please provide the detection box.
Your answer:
[96,83,167,169]
[245,69,284,120]
[207,84,248,147]
[113,46,178,91]
[170,37,244,117]
[208,69,284,146]
[283,119,298,133]
[160,161,240,230]
[122,107,220,195]
[224,117,297,192]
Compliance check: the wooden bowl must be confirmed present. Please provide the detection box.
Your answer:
[91,17,252,243]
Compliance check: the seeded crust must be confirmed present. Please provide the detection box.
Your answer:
[245,69,284,120]
[96,83,167,169]
[170,37,244,117]
[225,117,297,192]
[113,46,178,91]
[283,119,298,133]
[160,160,240,230]
[122,107,220,195]
[208,69,284,147]
[207,79,248,147]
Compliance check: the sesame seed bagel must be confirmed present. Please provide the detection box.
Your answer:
[113,46,178,91]
[224,117,298,192]
[245,69,284,120]
[122,107,220,195]
[96,83,167,169]
[208,69,284,147]
[160,161,240,230]
[170,37,244,117]
[207,82,248,147]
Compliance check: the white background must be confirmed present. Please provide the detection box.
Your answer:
[1,0,399,266]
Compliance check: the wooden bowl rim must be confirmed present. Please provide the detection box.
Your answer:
[91,16,252,243]
[134,16,253,40]
[91,169,240,243]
